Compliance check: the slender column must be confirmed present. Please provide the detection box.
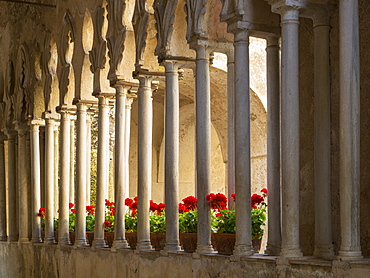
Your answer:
[70,117,75,204]
[74,103,89,247]
[226,51,235,208]
[193,41,214,254]
[0,133,7,241]
[125,96,134,198]
[5,130,18,242]
[279,7,302,258]
[136,76,153,251]
[92,96,110,249]
[265,35,282,255]
[312,13,334,259]
[232,30,253,256]
[112,85,129,250]
[54,125,59,215]
[86,114,92,205]
[58,111,71,245]
[16,123,30,243]
[338,0,362,260]
[163,61,181,252]
[26,131,32,240]
[44,115,57,244]
[30,121,43,243]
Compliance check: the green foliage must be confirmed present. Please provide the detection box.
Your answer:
[86,214,95,232]
[69,213,76,231]
[212,210,236,234]
[150,213,166,233]
[179,210,198,233]
[251,208,266,239]
[125,214,138,232]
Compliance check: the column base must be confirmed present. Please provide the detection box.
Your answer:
[338,250,363,260]
[195,244,214,255]
[0,236,7,241]
[164,243,181,252]
[44,238,56,245]
[265,243,281,256]
[136,240,152,251]
[111,239,129,251]
[58,237,71,246]
[233,244,254,256]
[74,239,89,248]
[31,237,42,244]
[314,245,335,259]
[18,237,30,243]
[92,238,108,249]
[280,248,303,258]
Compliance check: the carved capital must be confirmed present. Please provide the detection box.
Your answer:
[132,0,150,68]
[185,0,208,42]
[154,0,178,59]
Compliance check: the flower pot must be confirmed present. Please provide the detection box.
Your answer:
[211,233,262,255]
[150,233,166,251]
[86,231,94,246]
[104,232,114,248]
[179,233,197,253]
[125,232,137,249]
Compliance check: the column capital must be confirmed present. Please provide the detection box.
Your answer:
[269,0,304,14]
[42,112,60,121]
[312,11,331,27]
[28,119,45,127]
[14,122,29,135]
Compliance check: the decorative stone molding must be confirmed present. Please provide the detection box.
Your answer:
[153,0,178,59]
[132,0,150,69]
[4,60,15,129]
[58,10,76,108]
[107,0,127,82]
[15,43,32,124]
[220,0,244,22]
[184,0,207,42]
[89,6,107,94]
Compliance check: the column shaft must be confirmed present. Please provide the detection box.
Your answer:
[17,125,30,242]
[112,85,129,250]
[265,36,282,255]
[30,123,42,243]
[44,117,56,244]
[93,96,110,249]
[313,15,334,259]
[74,103,89,247]
[233,31,253,256]
[136,76,153,251]
[58,112,71,245]
[226,51,235,207]
[0,134,7,241]
[338,0,362,260]
[7,131,18,242]
[163,61,181,252]
[70,119,75,204]
[194,43,213,254]
[86,115,92,205]
[125,98,133,198]
[280,7,302,257]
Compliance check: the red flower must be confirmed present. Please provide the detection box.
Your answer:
[251,194,264,208]
[71,209,76,214]
[86,206,95,215]
[125,198,133,206]
[182,196,197,210]
[206,193,228,211]
[38,207,46,217]
[260,188,268,196]
[215,212,222,217]
[178,203,189,213]
[69,203,74,209]
[104,220,111,228]
[150,200,159,212]
[134,196,138,202]
[231,194,236,201]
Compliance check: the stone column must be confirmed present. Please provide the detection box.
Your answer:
[279,6,302,258]
[30,120,43,243]
[192,41,214,254]
[40,128,45,207]
[44,114,57,244]
[92,95,110,249]
[54,124,59,215]
[232,30,253,256]
[74,103,89,247]
[16,123,30,243]
[163,61,181,252]
[136,75,153,251]
[338,0,362,260]
[112,84,129,250]
[312,13,334,259]
[125,95,134,198]
[226,51,235,207]
[86,113,92,205]
[5,129,18,242]
[0,133,7,241]
[70,117,76,204]
[265,35,282,255]
[58,110,71,245]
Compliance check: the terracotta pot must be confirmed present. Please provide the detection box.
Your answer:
[150,233,166,251]
[211,233,262,255]
[104,232,114,248]
[179,233,197,253]
[85,231,94,246]
[125,232,137,249]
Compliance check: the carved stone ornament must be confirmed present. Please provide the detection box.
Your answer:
[154,0,178,58]
[106,0,127,81]
[89,6,107,74]
[184,0,208,42]
[0,73,5,130]
[4,60,15,128]
[220,0,244,22]
[132,0,150,68]
[57,9,76,108]
[15,43,32,123]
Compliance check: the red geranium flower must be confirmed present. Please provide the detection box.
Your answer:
[38,207,46,217]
